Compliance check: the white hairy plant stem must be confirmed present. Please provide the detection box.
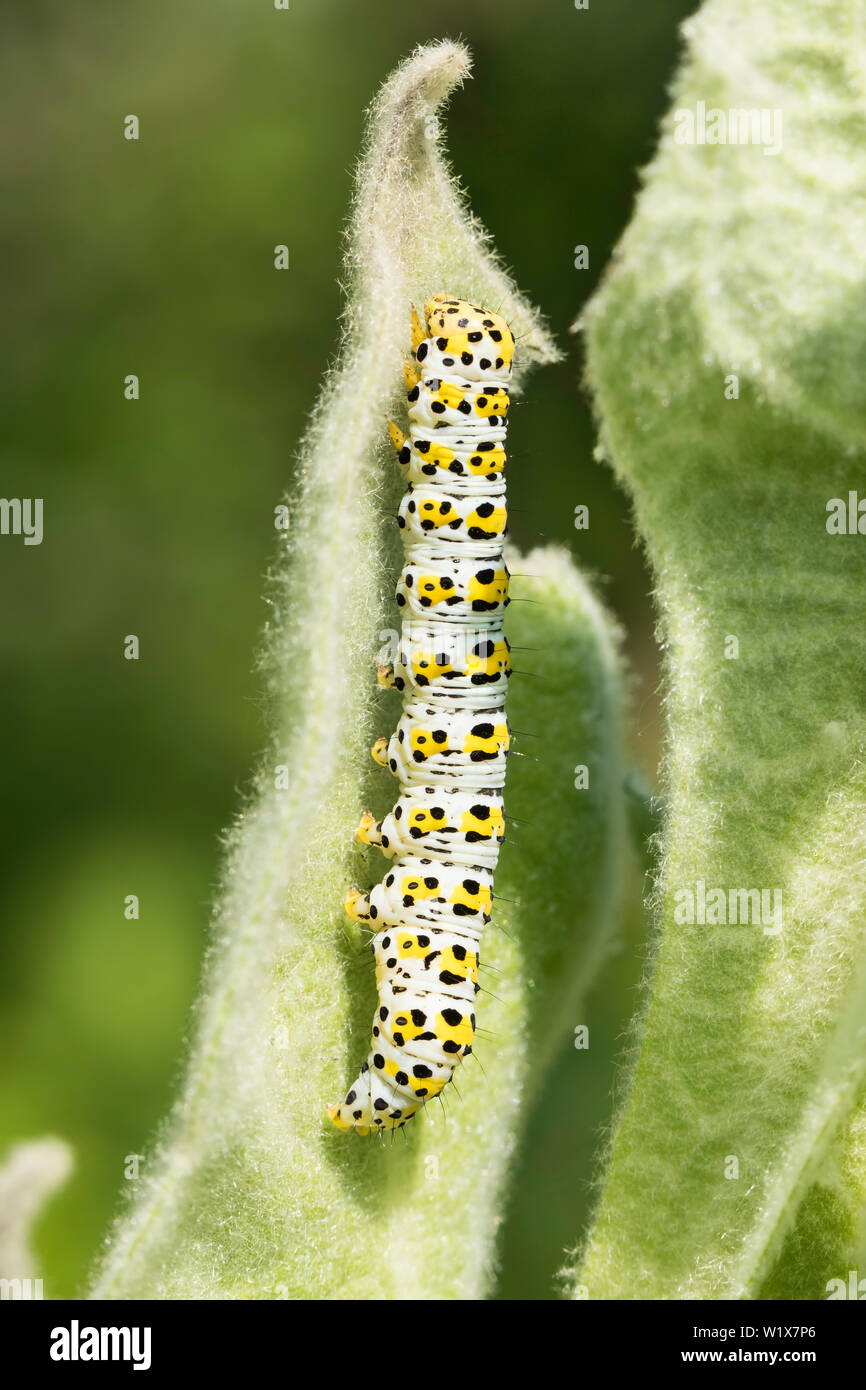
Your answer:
[571,0,866,1300]
[90,41,627,1300]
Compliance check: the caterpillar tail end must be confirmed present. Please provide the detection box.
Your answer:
[326,1101,371,1137]
[388,420,407,457]
[327,1071,415,1137]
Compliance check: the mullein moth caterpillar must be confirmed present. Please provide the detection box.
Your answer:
[328,295,516,1136]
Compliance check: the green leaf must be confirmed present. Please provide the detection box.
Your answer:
[570,0,866,1299]
[90,42,627,1301]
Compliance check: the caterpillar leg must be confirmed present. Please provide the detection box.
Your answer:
[355,809,383,847]
[344,885,371,922]
[409,305,426,352]
[377,663,399,690]
[388,420,407,455]
[370,736,389,768]
[403,356,420,391]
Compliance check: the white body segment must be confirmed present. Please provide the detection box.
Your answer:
[387,621,511,706]
[366,857,494,931]
[398,428,507,489]
[383,702,510,788]
[397,484,507,558]
[374,785,505,869]
[396,553,510,624]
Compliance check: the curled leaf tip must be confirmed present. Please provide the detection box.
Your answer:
[0,1137,73,1280]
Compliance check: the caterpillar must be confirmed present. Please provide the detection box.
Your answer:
[327,293,515,1136]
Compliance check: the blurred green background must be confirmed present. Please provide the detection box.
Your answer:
[0,0,692,1298]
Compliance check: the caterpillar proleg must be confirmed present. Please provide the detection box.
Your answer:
[328,294,515,1136]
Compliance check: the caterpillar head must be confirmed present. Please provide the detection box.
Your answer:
[421,295,515,376]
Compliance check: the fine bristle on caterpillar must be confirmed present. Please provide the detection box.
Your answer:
[328,294,515,1137]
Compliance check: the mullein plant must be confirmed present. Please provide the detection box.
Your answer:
[568,0,866,1300]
